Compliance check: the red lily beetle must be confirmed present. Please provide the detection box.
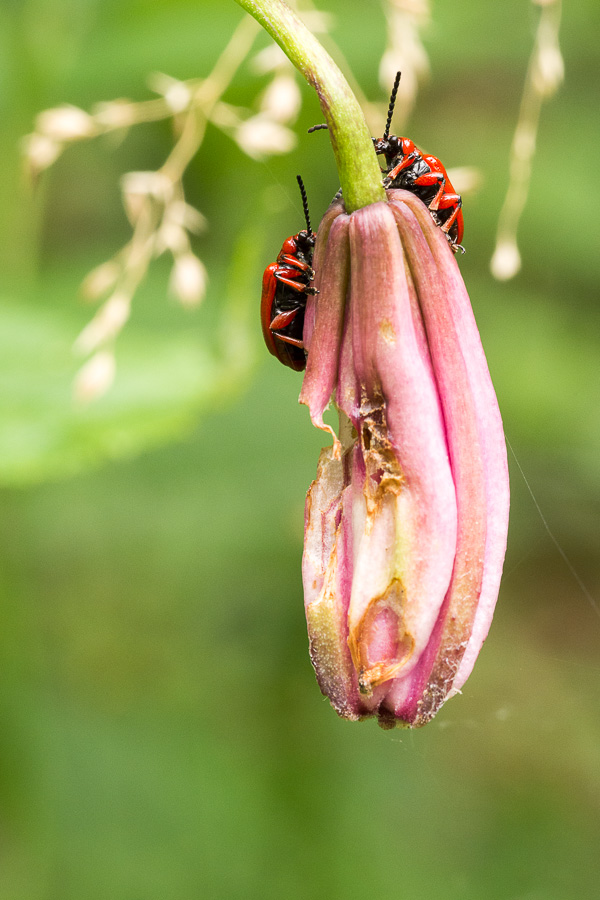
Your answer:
[260,175,316,371]
[309,72,464,251]
[374,72,464,250]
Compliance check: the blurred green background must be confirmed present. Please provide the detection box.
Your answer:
[1,0,600,897]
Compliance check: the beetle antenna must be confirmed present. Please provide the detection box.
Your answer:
[307,123,329,133]
[383,71,401,140]
[296,175,312,234]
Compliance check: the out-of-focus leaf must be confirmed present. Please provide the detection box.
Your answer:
[0,256,258,486]
[471,278,600,483]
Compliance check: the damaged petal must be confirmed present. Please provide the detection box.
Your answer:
[346,204,458,692]
[389,190,509,722]
[301,189,508,728]
[303,445,363,719]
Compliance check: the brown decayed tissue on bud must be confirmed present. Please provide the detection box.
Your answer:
[300,191,509,728]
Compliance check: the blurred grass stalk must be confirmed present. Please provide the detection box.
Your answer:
[491,0,563,281]
[22,13,309,400]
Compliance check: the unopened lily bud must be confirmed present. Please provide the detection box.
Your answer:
[210,102,242,130]
[445,166,483,195]
[121,170,172,223]
[491,237,521,281]
[235,115,296,159]
[251,44,289,75]
[35,105,95,141]
[93,99,136,130]
[260,74,302,124]
[74,292,131,355]
[121,170,172,200]
[21,133,62,174]
[169,252,207,307]
[532,27,564,97]
[378,51,422,119]
[513,122,537,161]
[155,202,206,257]
[80,260,121,301]
[300,191,509,728]
[73,350,116,404]
[297,10,333,33]
[155,222,189,257]
[147,72,192,113]
[166,201,207,234]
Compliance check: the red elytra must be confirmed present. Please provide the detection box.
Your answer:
[260,176,316,371]
[375,72,463,249]
[309,72,464,252]
[374,139,464,249]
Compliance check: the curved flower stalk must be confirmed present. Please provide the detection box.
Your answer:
[301,191,509,728]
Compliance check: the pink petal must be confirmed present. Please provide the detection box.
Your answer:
[343,203,458,690]
[389,192,509,721]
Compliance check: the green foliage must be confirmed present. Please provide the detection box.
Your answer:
[0,295,219,483]
[2,368,600,900]
[1,0,600,897]
[0,228,260,485]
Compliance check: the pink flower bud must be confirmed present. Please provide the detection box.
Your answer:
[300,191,509,728]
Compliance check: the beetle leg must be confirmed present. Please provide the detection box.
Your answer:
[411,172,446,210]
[383,151,420,187]
[428,179,446,212]
[270,308,299,330]
[274,274,308,292]
[437,192,462,212]
[278,254,313,273]
[439,196,462,233]
[274,333,304,348]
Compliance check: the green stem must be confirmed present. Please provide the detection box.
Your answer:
[233,0,385,212]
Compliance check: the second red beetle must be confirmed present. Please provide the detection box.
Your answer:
[309,71,464,251]
[373,72,464,250]
[260,175,316,371]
